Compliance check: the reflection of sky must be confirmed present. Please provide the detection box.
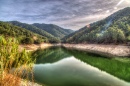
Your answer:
[34,57,130,86]
[0,0,130,30]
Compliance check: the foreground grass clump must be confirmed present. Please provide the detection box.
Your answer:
[0,36,34,86]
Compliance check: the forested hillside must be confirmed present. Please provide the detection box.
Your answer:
[63,7,130,44]
[32,23,73,39]
[9,21,60,43]
[0,21,47,44]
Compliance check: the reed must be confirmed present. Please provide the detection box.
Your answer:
[0,36,34,86]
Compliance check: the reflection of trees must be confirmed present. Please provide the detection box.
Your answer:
[33,47,130,82]
[32,47,71,64]
[67,49,130,82]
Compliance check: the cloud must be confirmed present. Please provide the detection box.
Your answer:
[52,14,111,30]
[0,0,130,30]
[116,0,125,6]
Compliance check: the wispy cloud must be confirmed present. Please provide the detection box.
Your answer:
[116,0,125,6]
[0,0,130,30]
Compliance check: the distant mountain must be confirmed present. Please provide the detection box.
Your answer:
[63,7,130,44]
[0,21,47,44]
[9,21,60,43]
[32,23,73,39]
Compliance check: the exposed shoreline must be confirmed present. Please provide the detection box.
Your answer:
[19,43,53,52]
[19,43,130,57]
[62,44,130,57]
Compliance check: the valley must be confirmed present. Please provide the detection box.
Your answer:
[0,6,130,86]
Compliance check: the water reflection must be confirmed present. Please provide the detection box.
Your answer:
[33,57,130,86]
[33,47,71,64]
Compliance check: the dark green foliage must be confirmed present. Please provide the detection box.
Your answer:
[127,36,130,42]
[9,21,60,43]
[0,21,46,44]
[32,47,71,64]
[34,38,44,44]
[102,27,126,43]
[63,7,130,44]
[33,23,73,39]
[21,37,34,44]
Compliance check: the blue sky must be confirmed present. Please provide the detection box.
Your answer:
[0,0,130,30]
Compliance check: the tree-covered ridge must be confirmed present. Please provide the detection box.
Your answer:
[9,21,60,43]
[32,23,73,39]
[63,7,130,44]
[0,21,47,44]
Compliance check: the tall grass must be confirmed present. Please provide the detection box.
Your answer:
[0,36,34,86]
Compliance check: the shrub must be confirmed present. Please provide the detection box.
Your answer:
[21,37,34,44]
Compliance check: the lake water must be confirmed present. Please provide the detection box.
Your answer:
[32,47,130,86]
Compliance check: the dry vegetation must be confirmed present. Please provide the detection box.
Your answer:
[0,36,34,86]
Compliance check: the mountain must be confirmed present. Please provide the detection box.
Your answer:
[9,21,60,43]
[32,23,73,39]
[0,21,47,44]
[63,7,130,44]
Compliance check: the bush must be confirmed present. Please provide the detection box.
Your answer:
[21,37,34,44]
[34,39,43,44]
[103,27,126,43]
[127,35,130,42]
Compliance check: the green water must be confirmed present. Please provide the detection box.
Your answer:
[32,47,130,86]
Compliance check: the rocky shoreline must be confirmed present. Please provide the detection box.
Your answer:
[62,44,130,57]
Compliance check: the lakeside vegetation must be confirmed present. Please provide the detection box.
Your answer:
[0,36,34,86]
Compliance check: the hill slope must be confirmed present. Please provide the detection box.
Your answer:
[32,23,73,39]
[0,21,47,44]
[63,7,130,44]
[9,21,60,43]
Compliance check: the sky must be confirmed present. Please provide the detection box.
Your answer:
[0,0,130,30]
